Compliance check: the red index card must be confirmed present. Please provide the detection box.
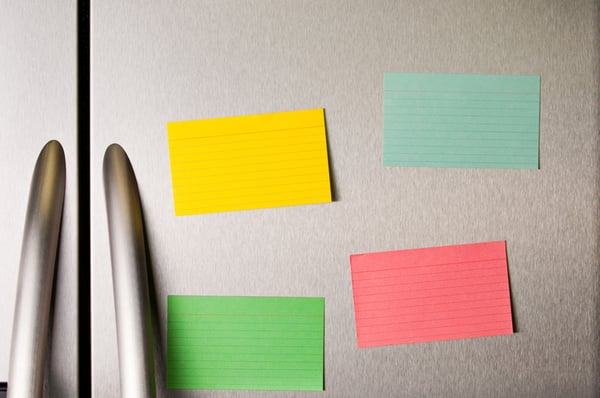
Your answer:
[350,241,513,348]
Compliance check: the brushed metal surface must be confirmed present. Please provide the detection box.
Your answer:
[103,144,155,397]
[8,141,65,398]
[0,2,78,396]
[91,1,600,396]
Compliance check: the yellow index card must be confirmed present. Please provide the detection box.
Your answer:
[167,109,332,216]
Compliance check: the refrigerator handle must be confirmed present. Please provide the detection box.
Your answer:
[103,144,155,397]
[8,141,65,398]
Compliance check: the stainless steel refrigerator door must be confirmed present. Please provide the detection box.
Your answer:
[91,1,600,397]
[0,1,78,397]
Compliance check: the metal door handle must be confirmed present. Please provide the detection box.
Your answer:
[103,144,155,397]
[8,141,65,398]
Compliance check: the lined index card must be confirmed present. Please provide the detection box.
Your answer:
[350,241,513,348]
[167,296,324,391]
[167,109,332,216]
[383,73,540,169]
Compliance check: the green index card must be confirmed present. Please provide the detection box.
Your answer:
[167,296,324,391]
[383,73,540,169]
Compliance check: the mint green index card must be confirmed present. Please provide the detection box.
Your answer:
[383,73,540,169]
[167,296,324,391]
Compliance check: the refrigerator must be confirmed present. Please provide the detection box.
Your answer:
[3,1,600,397]
[0,1,79,396]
